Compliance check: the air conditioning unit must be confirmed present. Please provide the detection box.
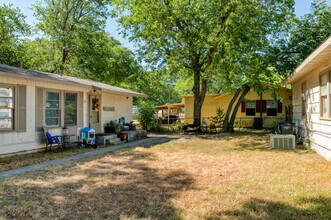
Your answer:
[270,134,296,149]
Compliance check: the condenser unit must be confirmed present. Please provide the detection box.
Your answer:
[270,134,296,149]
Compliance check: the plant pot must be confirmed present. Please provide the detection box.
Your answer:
[104,126,115,133]
[119,131,128,142]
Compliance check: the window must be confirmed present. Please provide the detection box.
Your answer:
[246,101,256,116]
[45,92,60,126]
[266,100,277,116]
[0,87,14,130]
[65,93,77,125]
[301,82,306,117]
[320,72,329,117]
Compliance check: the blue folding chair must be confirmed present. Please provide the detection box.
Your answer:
[45,132,61,152]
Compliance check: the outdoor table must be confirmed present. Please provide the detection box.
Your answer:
[58,134,75,149]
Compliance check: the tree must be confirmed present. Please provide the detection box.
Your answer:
[288,0,331,66]
[74,31,140,85]
[0,4,30,66]
[112,0,295,127]
[220,0,331,132]
[22,38,60,72]
[33,0,110,74]
[124,68,181,106]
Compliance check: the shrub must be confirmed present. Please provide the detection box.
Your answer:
[209,107,225,130]
[137,101,155,130]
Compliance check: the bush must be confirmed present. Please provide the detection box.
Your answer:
[137,101,155,130]
[149,122,167,132]
[210,107,225,130]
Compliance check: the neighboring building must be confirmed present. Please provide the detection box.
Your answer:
[285,35,331,161]
[182,88,292,128]
[155,103,185,124]
[0,65,145,155]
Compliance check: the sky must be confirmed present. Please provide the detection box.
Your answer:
[0,0,330,51]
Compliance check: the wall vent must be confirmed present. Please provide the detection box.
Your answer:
[270,134,295,149]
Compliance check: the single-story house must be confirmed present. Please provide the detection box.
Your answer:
[284,35,331,161]
[182,87,292,128]
[0,65,145,155]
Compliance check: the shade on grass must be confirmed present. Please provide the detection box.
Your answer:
[1,132,330,219]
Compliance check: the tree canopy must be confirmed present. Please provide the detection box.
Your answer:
[33,0,111,74]
[112,0,296,126]
[0,0,330,129]
[0,4,30,66]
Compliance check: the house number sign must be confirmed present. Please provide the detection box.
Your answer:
[103,106,115,111]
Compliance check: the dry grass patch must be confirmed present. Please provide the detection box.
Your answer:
[0,147,103,172]
[1,132,331,219]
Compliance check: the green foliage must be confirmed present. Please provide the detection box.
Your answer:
[124,68,181,105]
[112,0,296,125]
[287,0,331,67]
[169,121,183,133]
[73,31,140,85]
[149,122,166,133]
[137,101,155,131]
[209,107,225,129]
[104,120,116,128]
[0,4,30,65]
[21,38,60,72]
[33,0,111,74]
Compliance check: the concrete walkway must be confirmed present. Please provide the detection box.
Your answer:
[0,136,176,180]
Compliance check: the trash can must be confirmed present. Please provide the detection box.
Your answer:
[253,117,263,130]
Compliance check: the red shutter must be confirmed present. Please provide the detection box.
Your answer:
[277,101,283,113]
[262,100,267,113]
[256,100,261,113]
[241,101,246,113]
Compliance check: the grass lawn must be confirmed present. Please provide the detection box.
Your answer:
[1,132,331,219]
[0,147,102,172]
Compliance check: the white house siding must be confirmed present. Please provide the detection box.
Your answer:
[0,75,136,155]
[100,93,133,132]
[0,77,35,154]
[115,95,133,122]
[292,62,331,161]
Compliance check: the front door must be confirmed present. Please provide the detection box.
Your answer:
[89,95,101,133]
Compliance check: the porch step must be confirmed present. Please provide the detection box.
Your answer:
[95,130,148,146]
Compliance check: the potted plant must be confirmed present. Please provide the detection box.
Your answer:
[118,126,128,142]
[104,120,116,133]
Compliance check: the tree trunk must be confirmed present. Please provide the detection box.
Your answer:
[192,69,207,127]
[228,85,250,133]
[60,46,68,75]
[223,89,241,132]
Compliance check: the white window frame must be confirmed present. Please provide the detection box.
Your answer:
[245,100,256,116]
[320,71,330,118]
[45,91,61,126]
[301,81,307,117]
[266,100,277,117]
[0,85,14,131]
[64,92,77,126]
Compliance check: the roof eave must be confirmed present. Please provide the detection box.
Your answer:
[284,35,331,85]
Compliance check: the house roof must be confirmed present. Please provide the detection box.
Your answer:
[0,64,146,97]
[284,35,331,84]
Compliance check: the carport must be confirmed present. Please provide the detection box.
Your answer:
[155,103,185,125]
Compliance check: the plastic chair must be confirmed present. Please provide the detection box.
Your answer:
[45,132,61,153]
